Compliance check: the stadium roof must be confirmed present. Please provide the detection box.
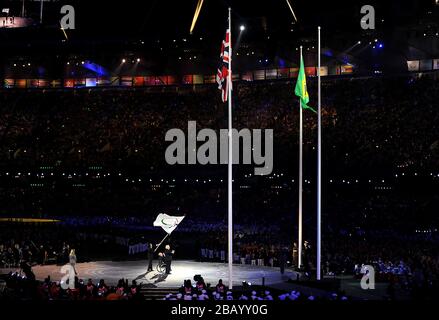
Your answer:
[0,0,438,75]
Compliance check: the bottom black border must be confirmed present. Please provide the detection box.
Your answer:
[1,300,436,319]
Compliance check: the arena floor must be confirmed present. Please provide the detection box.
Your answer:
[1,260,296,287]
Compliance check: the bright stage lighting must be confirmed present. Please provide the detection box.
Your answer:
[240,25,246,31]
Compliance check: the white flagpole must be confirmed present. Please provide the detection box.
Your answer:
[227,7,233,290]
[154,233,170,253]
[317,26,322,280]
[40,0,43,24]
[298,46,303,269]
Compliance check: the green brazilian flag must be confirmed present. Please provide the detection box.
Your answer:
[294,54,316,113]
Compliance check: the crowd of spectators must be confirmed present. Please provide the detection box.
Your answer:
[2,272,144,300]
[162,277,348,301]
[0,224,128,268]
[0,74,438,300]
[0,75,437,173]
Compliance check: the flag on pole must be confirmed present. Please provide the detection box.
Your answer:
[153,213,185,234]
[218,8,234,289]
[295,54,316,113]
[216,28,231,102]
[316,26,322,280]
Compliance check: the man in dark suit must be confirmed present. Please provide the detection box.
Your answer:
[147,243,154,272]
[163,244,175,274]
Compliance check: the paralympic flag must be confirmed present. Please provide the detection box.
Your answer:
[153,213,185,234]
[295,53,316,113]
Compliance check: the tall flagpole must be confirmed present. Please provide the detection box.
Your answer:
[317,27,322,280]
[227,7,233,290]
[40,0,43,24]
[298,46,303,269]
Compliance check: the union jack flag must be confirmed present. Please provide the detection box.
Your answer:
[216,28,230,102]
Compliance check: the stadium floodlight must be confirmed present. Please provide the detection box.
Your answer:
[122,59,126,63]
[240,25,245,31]
[137,58,141,62]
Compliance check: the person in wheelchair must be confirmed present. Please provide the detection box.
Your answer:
[157,252,165,271]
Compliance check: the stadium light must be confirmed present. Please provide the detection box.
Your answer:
[240,25,245,31]
[122,59,126,63]
[137,58,141,62]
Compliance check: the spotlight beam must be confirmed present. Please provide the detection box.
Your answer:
[190,0,205,34]
[285,0,298,22]
[343,41,361,54]
[59,22,68,40]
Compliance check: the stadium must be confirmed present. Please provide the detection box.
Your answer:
[0,0,438,313]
